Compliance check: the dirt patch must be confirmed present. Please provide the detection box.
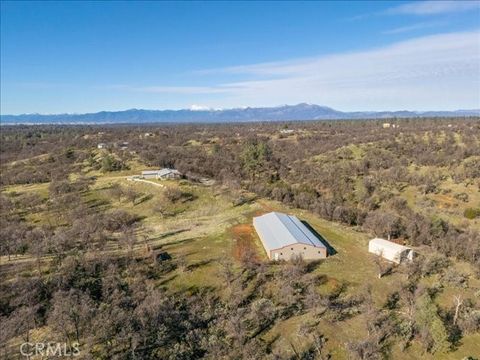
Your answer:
[252,210,267,217]
[433,194,456,205]
[257,199,275,213]
[230,223,260,261]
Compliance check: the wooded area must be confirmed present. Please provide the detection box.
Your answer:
[1,118,479,359]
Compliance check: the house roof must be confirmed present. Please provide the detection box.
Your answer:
[157,168,180,177]
[369,238,411,252]
[253,212,326,251]
[141,168,181,176]
[142,170,162,175]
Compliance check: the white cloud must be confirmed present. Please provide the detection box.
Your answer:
[118,30,480,111]
[219,31,479,76]
[132,85,228,95]
[383,21,446,34]
[386,1,480,16]
[347,1,479,23]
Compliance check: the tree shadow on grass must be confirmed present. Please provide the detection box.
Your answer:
[173,284,217,296]
[134,193,153,206]
[161,237,196,249]
[301,221,337,256]
[158,274,178,286]
[305,260,326,273]
[186,259,213,271]
[85,197,111,210]
[148,229,190,243]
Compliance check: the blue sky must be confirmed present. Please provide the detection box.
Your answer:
[1,1,479,114]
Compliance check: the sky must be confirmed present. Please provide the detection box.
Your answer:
[1,1,479,114]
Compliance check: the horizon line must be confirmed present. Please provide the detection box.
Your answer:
[2,103,480,117]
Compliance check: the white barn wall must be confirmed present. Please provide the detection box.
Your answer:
[368,238,413,264]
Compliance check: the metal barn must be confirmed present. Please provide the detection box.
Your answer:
[253,212,328,261]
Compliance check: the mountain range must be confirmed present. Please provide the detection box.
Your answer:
[1,104,479,124]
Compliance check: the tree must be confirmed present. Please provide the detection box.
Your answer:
[103,210,139,232]
[218,256,236,284]
[123,187,141,205]
[2,306,38,352]
[101,154,127,172]
[249,298,276,335]
[48,289,95,344]
[453,295,464,326]
[108,183,124,203]
[26,227,50,273]
[0,222,21,260]
[119,226,137,258]
[297,323,330,360]
[415,292,450,354]
[241,139,274,181]
[373,250,392,278]
[364,210,403,240]
[346,339,383,360]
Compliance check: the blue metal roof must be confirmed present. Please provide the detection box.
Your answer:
[253,212,326,251]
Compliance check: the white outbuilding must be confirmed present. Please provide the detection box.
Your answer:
[368,238,414,264]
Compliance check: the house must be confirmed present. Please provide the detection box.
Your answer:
[368,238,414,264]
[118,142,129,150]
[158,168,182,180]
[280,129,294,134]
[97,143,107,149]
[253,212,328,261]
[382,123,391,128]
[141,168,182,180]
[140,132,155,139]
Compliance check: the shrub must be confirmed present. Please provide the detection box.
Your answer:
[464,208,480,220]
[164,188,195,203]
[232,195,251,207]
[103,210,139,231]
[442,268,469,288]
[422,254,450,276]
[454,192,469,203]
[101,155,128,172]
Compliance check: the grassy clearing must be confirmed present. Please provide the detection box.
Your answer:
[256,199,403,302]
[4,182,50,197]
[402,178,480,230]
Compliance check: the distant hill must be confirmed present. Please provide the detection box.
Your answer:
[1,103,479,124]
